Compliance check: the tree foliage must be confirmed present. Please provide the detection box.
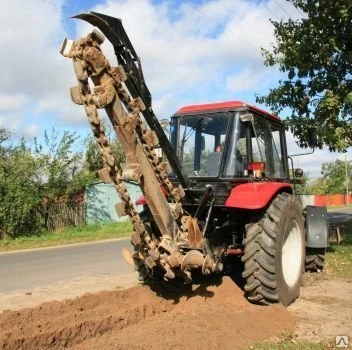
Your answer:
[308,177,326,195]
[0,127,115,238]
[0,135,42,237]
[257,0,352,151]
[309,159,352,194]
[84,131,125,175]
[34,128,91,201]
[321,159,351,194]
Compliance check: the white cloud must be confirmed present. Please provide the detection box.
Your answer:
[0,94,30,111]
[226,68,267,93]
[0,0,78,136]
[0,0,306,142]
[23,124,40,139]
[1,0,344,180]
[0,0,67,97]
[80,0,279,102]
[286,131,351,179]
[152,93,178,119]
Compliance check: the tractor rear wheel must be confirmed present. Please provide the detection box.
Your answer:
[242,193,305,306]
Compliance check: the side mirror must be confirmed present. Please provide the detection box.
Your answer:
[240,113,254,123]
[159,119,170,132]
[294,168,304,178]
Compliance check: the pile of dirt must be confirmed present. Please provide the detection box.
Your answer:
[0,277,294,350]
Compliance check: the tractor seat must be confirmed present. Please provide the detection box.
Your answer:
[207,152,221,176]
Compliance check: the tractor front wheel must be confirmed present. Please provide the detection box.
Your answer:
[305,248,326,272]
[242,193,305,306]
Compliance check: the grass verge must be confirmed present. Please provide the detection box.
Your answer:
[0,221,132,252]
[326,224,352,278]
[327,204,352,210]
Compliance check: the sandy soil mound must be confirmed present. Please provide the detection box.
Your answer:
[0,277,294,350]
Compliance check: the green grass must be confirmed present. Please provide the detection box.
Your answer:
[327,204,352,210]
[0,221,132,252]
[326,224,352,278]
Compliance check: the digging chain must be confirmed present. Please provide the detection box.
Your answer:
[61,29,217,282]
[113,83,184,204]
[65,32,159,259]
[71,31,184,206]
[61,30,191,276]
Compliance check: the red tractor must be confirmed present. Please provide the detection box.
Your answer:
[160,100,328,305]
[61,12,328,306]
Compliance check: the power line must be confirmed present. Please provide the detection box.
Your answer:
[271,0,307,20]
[263,0,307,25]
[180,0,264,57]
[271,0,293,19]
[295,6,306,18]
[262,0,282,21]
[214,0,274,44]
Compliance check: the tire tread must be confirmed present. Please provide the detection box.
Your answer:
[242,193,304,306]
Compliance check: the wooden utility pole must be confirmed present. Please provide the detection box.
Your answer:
[345,155,349,205]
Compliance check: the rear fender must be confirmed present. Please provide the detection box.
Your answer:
[225,182,293,210]
[136,186,168,206]
[305,205,329,248]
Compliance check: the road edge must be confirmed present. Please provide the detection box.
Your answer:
[0,237,130,255]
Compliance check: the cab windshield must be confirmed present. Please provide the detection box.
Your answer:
[170,111,286,179]
[171,112,231,177]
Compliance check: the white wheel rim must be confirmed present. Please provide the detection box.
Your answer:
[282,219,303,287]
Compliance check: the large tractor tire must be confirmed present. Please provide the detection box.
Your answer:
[305,248,326,272]
[242,192,305,306]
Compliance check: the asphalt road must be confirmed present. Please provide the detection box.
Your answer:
[0,239,132,293]
[327,207,352,225]
[0,208,351,295]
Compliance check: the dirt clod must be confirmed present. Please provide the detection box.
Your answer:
[0,277,294,350]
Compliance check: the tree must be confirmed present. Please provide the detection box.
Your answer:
[34,128,86,201]
[307,159,352,194]
[257,0,352,152]
[0,128,10,145]
[0,134,42,237]
[321,159,352,194]
[0,127,107,238]
[84,132,125,176]
[308,177,326,195]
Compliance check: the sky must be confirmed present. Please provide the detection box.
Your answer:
[0,0,350,179]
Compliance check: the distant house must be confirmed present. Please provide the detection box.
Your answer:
[85,181,143,224]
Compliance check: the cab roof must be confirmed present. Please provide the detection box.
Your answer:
[174,100,281,121]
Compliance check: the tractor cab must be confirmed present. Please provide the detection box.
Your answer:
[170,101,289,181]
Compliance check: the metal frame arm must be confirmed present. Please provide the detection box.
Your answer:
[74,12,190,189]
